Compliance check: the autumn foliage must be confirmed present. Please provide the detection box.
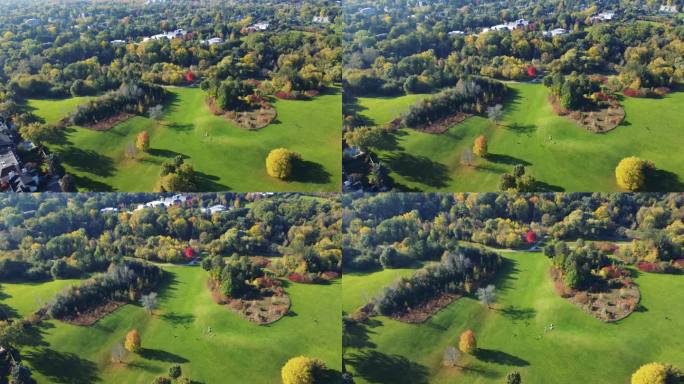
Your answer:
[124,329,141,352]
[265,148,302,179]
[631,362,683,384]
[473,135,488,157]
[281,356,325,384]
[525,231,537,244]
[136,131,150,152]
[458,329,477,354]
[615,156,655,191]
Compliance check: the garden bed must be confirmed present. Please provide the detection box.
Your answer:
[408,112,471,134]
[551,268,640,322]
[209,281,290,325]
[207,98,276,130]
[59,301,127,326]
[82,113,134,131]
[549,95,625,133]
[389,292,462,324]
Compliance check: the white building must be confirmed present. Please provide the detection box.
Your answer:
[202,204,228,214]
[660,4,678,13]
[448,30,465,36]
[359,7,376,16]
[111,40,127,46]
[591,11,615,22]
[483,19,529,33]
[142,29,187,42]
[544,28,568,37]
[200,37,223,45]
[247,22,269,32]
[313,16,331,24]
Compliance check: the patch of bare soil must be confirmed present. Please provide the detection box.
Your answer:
[390,292,462,324]
[60,301,127,326]
[209,281,290,325]
[83,113,134,131]
[207,98,276,130]
[550,268,640,322]
[409,113,471,134]
[549,95,625,133]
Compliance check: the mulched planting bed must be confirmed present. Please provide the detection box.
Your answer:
[390,292,462,324]
[549,95,625,133]
[207,98,277,130]
[82,113,135,131]
[551,268,640,322]
[59,301,127,326]
[408,112,471,134]
[209,281,290,325]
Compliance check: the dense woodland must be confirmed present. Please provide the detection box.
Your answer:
[0,193,341,282]
[342,193,684,271]
[342,0,684,190]
[0,0,341,190]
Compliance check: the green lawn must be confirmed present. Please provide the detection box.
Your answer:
[343,252,684,383]
[3,266,341,383]
[29,86,341,192]
[358,83,684,191]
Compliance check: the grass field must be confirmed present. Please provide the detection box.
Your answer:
[343,251,684,383]
[3,266,341,384]
[357,83,684,191]
[28,86,341,192]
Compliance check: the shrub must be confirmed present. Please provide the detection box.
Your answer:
[631,362,683,384]
[506,371,522,384]
[281,356,325,384]
[473,135,488,157]
[125,329,141,353]
[459,329,477,354]
[152,376,172,384]
[168,364,181,379]
[615,157,655,191]
[265,148,302,179]
[288,273,313,284]
[136,131,150,152]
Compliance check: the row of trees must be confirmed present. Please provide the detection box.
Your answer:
[402,77,507,128]
[44,260,163,319]
[374,246,502,315]
[70,82,167,126]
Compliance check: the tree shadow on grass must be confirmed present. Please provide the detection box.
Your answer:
[15,322,54,347]
[500,305,536,323]
[535,179,565,192]
[166,123,194,132]
[58,147,115,177]
[382,152,451,189]
[491,257,519,293]
[0,303,19,320]
[317,367,342,384]
[346,350,429,384]
[474,348,529,367]
[343,321,376,350]
[290,160,331,184]
[147,148,186,159]
[160,312,195,329]
[486,153,531,166]
[24,348,100,384]
[505,123,537,135]
[70,174,115,192]
[138,348,189,364]
[125,360,164,374]
[644,169,684,192]
[194,171,231,191]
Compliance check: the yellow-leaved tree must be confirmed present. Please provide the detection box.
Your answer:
[266,148,302,179]
[631,362,683,384]
[281,356,324,384]
[473,135,488,157]
[458,329,477,354]
[124,329,141,352]
[615,156,654,191]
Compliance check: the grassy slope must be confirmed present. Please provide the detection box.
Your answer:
[361,83,684,191]
[343,252,684,384]
[29,87,341,192]
[342,268,414,314]
[3,266,341,384]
